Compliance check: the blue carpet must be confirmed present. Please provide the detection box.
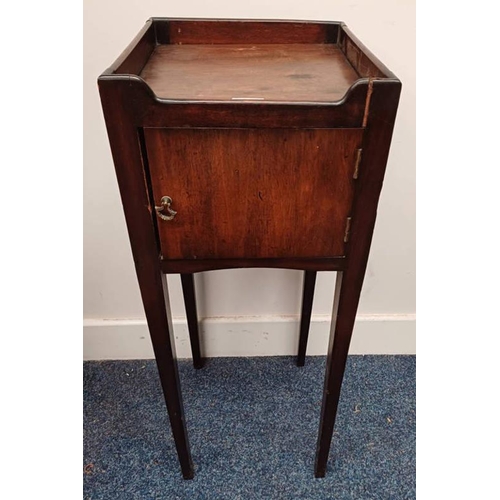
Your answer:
[84,356,415,499]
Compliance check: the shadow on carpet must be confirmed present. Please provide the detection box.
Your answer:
[84,356,415,499]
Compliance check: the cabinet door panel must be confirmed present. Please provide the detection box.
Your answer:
[144,128,363,260]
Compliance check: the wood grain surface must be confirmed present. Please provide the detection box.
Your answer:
[144,127,363,260]
[165,19,339,45]
[140,44,359,102]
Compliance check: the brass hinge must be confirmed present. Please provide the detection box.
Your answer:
[353,149,362,179]
[344,217,352,243]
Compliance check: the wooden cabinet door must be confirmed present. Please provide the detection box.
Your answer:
[144,128,363,260]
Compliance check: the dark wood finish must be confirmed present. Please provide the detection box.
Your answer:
[98,79,194,480]
[114,29,154,75]
[314,79,401,478]
[297,271,317,366]
[339,26,395,78]
[97,74,369,129]
[140,89,368,127]
[140,44,359,102]
[99,18,401,479]
[107,20,156,75]
[180,274,204,369]
[145,127,363,260]
[164,19,339,45]
[160,257,346,274]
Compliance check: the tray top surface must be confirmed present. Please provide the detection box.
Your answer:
[139,44,360,102]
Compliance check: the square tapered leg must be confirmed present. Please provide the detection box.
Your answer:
[297,271,317,367]
[181,274,204,369]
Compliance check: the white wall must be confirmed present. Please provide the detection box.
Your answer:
[83,1,415,358]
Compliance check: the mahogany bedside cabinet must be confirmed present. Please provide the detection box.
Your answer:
[98,18,401,479]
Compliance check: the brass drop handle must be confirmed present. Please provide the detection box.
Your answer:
[155,196,177,221]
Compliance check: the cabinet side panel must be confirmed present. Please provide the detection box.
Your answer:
[111,22,156,75]
[339,27,394,78]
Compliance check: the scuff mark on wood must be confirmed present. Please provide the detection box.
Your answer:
[362,78,374,127]
[353,148,362,179]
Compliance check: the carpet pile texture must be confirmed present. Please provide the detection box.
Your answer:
[84,356,415,499]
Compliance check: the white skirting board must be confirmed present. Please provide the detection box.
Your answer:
[83,314,416,360]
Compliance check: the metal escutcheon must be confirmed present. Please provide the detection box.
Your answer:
[155,196,177,221]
